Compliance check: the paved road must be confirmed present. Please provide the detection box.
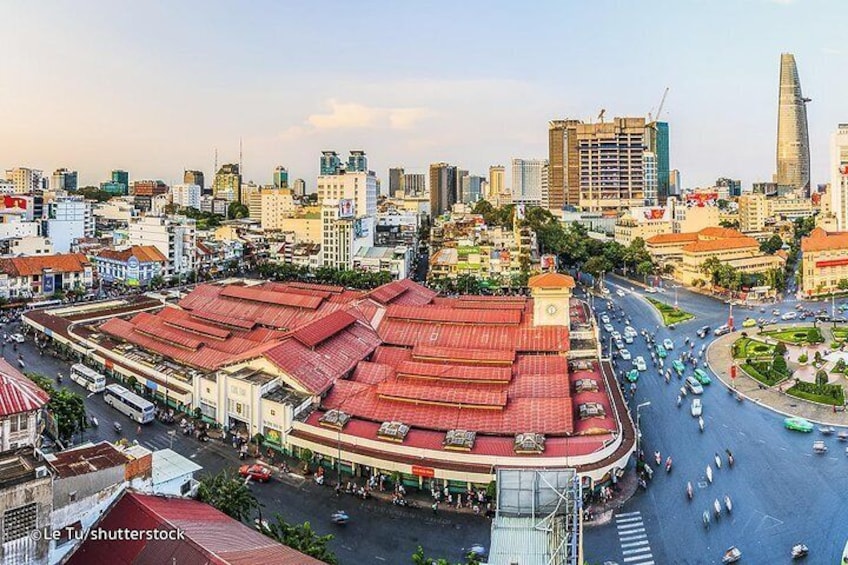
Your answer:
[6,321,489,565]
[583,277,848,564]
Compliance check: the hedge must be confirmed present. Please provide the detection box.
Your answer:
[786,381,845,406]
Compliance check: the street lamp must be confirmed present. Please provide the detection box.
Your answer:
[635,401,651,459]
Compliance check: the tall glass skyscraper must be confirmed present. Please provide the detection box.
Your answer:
[776,53,811,194]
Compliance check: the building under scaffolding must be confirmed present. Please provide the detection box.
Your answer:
[487,468,582,565]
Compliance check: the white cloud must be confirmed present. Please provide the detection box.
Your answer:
[282,99,433,136]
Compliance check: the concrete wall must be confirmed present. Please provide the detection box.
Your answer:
[52,466,125,512]
[0,475,52,565]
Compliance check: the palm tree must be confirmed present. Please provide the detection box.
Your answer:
[196,471,259,523]
[259,515,338,565]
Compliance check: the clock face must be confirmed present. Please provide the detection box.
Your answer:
[547,304,558,316]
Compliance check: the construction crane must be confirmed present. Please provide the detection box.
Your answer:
[597,108,606,123]
[655,87,669,123]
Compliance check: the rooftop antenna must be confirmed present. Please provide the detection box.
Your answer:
[239,137,243,174]
[214,148,218,175]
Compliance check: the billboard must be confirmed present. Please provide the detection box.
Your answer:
[127,256,140,286]
[338,198,355,219]
[541,254,557,271]
[42,270,55,295]
[2,195,28,209]
[685,192,718,207]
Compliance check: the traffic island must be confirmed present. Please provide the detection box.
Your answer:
[707,329,848,427]
[644,297,694,326]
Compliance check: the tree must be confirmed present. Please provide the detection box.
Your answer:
[772,354,788,375]
[298,448,313,472]
[26,373,87,443]
[775,342,787,356]
[838,279,848,292]
[196,471,259,522]
[258,515,338,564]
[816,369,829,386]
[149,275,165,289]
[411,546,482,565]
[807,328,821,344]
[636,260,654,283]
[228,202,249,219]
[719,219,740,229]
[759,234,784,255]
[835,358,847,373]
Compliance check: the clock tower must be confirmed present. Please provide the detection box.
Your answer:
[529,272,575,327]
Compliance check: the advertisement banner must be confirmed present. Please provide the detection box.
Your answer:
[127,256,140,286]
[541,254,557,270]
[338,198,355,219]
[685,192,718,207]
[42,271,55,295]
[3,195,28,209]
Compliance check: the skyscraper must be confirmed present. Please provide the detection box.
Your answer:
[273,166,289,188]
[428,163,457,217]
[716,177,742,198]
[548,119,581,210]
[830,124,848,230]
[320,151,342,175]
[293,178,307,197]
[776,53,811,194]
[348,151,368,172]
[389,168,404,198]
[646,122,670,204]
[184,170,205,193]
[403,173,426,196]
[488,165,505,202]
[213,164,241,202]
[51,168,78,192]
[511,158,546,206]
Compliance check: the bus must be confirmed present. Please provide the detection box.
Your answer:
[70,363,106,393]
[103,384,155,424]
[25,298,63,310]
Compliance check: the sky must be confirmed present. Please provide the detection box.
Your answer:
[0,0,845,191]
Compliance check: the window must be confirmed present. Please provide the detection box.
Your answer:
[3,503,36,543]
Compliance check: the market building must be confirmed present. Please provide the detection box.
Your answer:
[23,275,634,492]
[94,245,168,287]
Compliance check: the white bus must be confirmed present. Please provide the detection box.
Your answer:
[104,384,155,424]
[25,298,63,310]
[70,363,106,393]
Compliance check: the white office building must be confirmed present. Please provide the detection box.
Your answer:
[511,158,546,206]
[5,167,43,194]
[643,152,658,206]
[171,184,202,209]
[44,197,94,253]
[128,215,196,277]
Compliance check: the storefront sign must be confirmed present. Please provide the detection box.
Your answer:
[411,465,435,478]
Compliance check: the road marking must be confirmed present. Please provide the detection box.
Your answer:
[619,527,646,536]
[621,540,650,549]
[375,557,386,561]
[623,547,652,556]
[620,534,646,542]
[617,511,641,517]
[623,554,653,563]
[616,516,643,524]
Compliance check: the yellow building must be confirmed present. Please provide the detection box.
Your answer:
[259,188,296,230]
[738,193,814,233]
[614,213,671,246]
[801,228,848,297]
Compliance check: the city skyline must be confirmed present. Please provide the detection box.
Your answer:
[1,1,845,191]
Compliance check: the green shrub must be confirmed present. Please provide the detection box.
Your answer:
[775,342,787,355]
[808,328,821,343]
[836,359,847,373]
[787,381,845,406]
[816,369,829,386]
[773,355,788,374]
[798,353,808,363]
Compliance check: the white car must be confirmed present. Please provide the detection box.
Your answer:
[690,398,703,417]
[603,323,614,333]
[619,349,632,360]
[624,334,634,344]
[624,326,637,338]
[611,331,622,341]
[616,289,626,297]
[615,339,625,350]
[601,287,610,295]
[663,338,674,350]
[601,314,610,324]
[644,287,658,294]
[634,356,647,371]
[9,333,24,343]
[781,312,797,321]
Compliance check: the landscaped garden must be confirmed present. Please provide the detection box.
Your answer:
[732,337,776,359]
[645,297,694,326]
[833,327,848,342]
[786,370,846,406]
[739,358,791,387]
[761,326,823,346]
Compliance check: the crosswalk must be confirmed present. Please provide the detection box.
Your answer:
[615,511,654,565]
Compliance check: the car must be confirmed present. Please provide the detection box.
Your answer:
[742,318,756,328]
[781,312,797,321]
[9,333,24,343]
[619,349,632,360]
[656,344,667,358]
[624,326,637,337]
[714,325,731,336]
[601,314,610,324]
[685,376,704,395]
[601,287,610,295]
[840,303,848,312]
[615,339,625,350]
[816,314,832,323]
[696,325,711,339]
[644,287,658,294]
[690,398,702,417]
[624,334,634,344]
[667,323,676,330]
[616,289,626,297]
[238,464,272,482]
[634,356,647,371]
[693,368,712,385]
[626,369,639,383]
[603,323,614,333]
[784,417,814,433]
[772,309,781,316]
[672,359,685,375]
[663,338,674,350]
[611,331,622,341]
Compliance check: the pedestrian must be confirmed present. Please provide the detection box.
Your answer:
[136,425,141,435]
[432,501,439,515]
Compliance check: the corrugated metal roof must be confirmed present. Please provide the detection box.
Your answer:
[220,285,324,309]
[151,449,202,485]
[412,344,516,364]
[397,360,512,383]
[67,491,326,565]
[386,304,522,325]
[291,310,356,347]
[377,380,508,408]
[164,317,231,339]
[0,358,49,417]
[47,441,129,478]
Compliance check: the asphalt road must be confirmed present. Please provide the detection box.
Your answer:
[583,278,848,564]
[5,321,489,565]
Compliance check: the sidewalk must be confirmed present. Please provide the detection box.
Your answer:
[583,467,639,527]
[706,330,848,427]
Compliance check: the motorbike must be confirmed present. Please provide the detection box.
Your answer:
[90,416,99,427]
[706,465,713,483]
[699,417,705,432]
[791,544,808,559]
[715,453,722,469]
[56,373,63,384]
[726,450,734,468]
[677,395,682,408]
[680,386,688,397]
[702,511,710,529]
[713,498,722,519]
[665,457,672,473]
[686,481,693,500]
[655,451,662,466]
[331,510,349,525]
[113,422,122,434]
[724,495,732,513]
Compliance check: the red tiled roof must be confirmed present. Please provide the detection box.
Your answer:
[219,285,323,309]
[367,280,409,304]
[96,245,167,263]
[528,272,575,289]
[164,317,231,340]
[0,358,49,417]
[397,360,512,383]
[412,344,515,365]
[191,309,255,330]
[682,237,758,254]
[646,232,699,245]
[67,491,325,565]
[291,310,356,347]
[286,281,345,293]
[376,381,508,408]
[351,361,396,384]
[0,253,90,277]
[802,228,848,252]
[371,345,413,366]
[379,319,569,353]
[368,278,436,305]
[698,227,746,238]
[386,304,522,325]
